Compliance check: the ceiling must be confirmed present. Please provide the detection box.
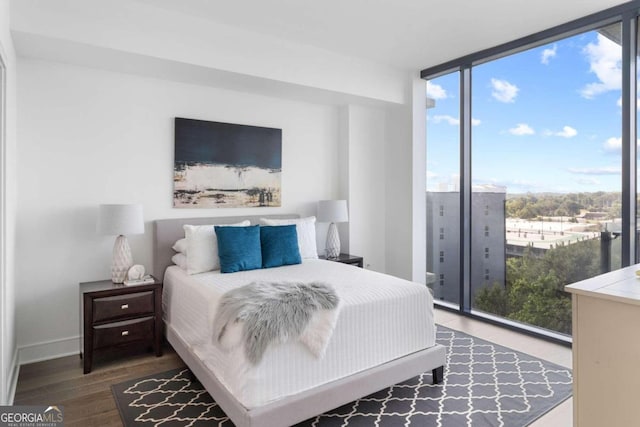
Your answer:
[133,0,629,70]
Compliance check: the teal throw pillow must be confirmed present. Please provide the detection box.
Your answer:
[215,225,262,273]
[260,225,302,268]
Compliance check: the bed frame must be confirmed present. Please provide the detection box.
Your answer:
[154,215,447,427]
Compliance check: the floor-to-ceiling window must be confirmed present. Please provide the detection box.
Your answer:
[426,72,461,307]
[424,3,639,342]
[471,24,623,336]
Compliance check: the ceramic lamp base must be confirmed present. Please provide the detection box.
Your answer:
[112,235,133,283]
[325,222,341,259]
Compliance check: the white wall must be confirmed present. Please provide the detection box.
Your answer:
[15,58,340,363]
[0,0,18,404]
[385,84,414,280]
[344,105,387,272]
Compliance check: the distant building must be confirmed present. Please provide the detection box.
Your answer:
[504,217,600,259]
[427,186,507,304]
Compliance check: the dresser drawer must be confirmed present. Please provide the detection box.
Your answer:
[93,291,154,323]
[93,317,154,349]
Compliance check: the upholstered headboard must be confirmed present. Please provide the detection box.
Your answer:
[153,214,300,279]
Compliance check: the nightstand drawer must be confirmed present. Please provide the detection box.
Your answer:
[81,279,162,374]
[93,317,154,349]
[93,291,154,323]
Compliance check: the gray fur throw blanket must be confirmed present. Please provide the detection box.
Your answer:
[212,281,340,365]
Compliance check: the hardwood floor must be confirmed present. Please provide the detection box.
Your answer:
[14,310,572,426]
[13,346,185,426]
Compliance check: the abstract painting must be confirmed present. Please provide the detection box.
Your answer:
[174,118,282,208]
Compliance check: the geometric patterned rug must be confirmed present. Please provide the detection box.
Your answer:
[111,326,572,426]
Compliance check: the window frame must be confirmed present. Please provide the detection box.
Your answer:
[421,1,640,345]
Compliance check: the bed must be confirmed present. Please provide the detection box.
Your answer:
[153,215,446,427]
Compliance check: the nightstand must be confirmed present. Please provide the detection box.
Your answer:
[321,253,364,268]
[80,278,163,374]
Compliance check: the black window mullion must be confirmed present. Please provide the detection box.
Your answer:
[460,66,472,312]
[622,14,638,266]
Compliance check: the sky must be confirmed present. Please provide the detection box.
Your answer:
[426,25,629,194]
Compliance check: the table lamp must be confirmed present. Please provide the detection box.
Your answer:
[97,204,144,283]
[317,200,348,259]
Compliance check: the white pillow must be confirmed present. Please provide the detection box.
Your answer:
[171,253,187,270]
[184,220,250,275]
[172,238,187,254]
[260,216,318,259]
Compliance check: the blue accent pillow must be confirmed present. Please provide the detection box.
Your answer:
[260,225,302,268]
[215,225,262,273]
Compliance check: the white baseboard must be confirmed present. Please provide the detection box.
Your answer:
[18,335,80,366]
[7,348,19,404]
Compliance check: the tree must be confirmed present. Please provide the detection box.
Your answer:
[507,271,572,333]
[473,283,508,316]
[473,239,600,335]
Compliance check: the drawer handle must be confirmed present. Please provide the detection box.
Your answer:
[121,304,129,310]
[121,330,129,336]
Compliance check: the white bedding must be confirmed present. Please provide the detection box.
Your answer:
[163,259,436,408]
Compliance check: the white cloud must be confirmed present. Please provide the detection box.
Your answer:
[580,34,622,99]
[576,178,601,186]
[555,126,578,138]
[432,115,458,125]
[543,126,577,138]
[567,166,621,175]
[508,123,535,136]
[604,136,622,152]
[491,78,519,103]
[426,81,448,100]
[431,115,481,126]
[472,177,543,193]
[541,44,557,65]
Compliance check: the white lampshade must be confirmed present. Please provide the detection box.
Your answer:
[317,200,349,223]
[97,204,144,283]
[97,204,144,236]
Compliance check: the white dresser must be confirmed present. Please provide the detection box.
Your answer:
[565,265,640,427]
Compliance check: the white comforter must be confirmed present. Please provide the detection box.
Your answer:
[163,259,436,408]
